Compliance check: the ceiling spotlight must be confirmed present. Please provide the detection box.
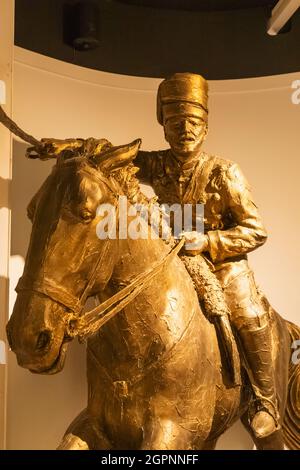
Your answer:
[64,1,100,51]
[267,0,300,35]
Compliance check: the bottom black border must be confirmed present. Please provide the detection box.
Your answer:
[0,450,298,467]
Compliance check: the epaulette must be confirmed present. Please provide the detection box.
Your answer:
[209,155,234,191]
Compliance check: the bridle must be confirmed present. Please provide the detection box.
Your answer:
[16,158,185,342]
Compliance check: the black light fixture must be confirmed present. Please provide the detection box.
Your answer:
[64,1,100,51]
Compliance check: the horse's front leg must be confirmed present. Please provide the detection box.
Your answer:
[141,416,197,450]
[140,363,216,449]
[140,394,212,451]
[57,408,111,450]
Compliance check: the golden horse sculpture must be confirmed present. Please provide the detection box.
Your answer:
[3,125,299,450]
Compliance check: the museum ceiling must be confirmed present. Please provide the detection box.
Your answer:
[115,1,277,11]
[15,0,300,79]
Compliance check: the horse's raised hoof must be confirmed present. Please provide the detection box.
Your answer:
[250,411,279,439]
[57,433,89,450]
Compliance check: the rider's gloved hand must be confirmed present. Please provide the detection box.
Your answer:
[179,231,209,256]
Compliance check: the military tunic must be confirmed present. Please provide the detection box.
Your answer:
[135,150,268,330]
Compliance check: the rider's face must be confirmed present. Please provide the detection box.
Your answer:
[164,115,207,157]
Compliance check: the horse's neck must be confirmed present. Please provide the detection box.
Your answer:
[112,236,170,287]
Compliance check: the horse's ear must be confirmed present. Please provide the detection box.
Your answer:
[93,139,141,173]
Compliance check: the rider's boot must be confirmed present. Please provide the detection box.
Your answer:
[237,314,280,439]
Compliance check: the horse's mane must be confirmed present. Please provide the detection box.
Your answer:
[27,138,154,221]
[112,162,151,205]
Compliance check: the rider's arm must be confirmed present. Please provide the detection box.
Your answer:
[206,163,268,263]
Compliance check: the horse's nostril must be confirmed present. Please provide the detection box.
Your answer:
[36,330,52,352]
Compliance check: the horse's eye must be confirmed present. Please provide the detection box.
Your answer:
[36,330,52,351]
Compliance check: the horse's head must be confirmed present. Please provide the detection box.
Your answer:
[7,137,141,374]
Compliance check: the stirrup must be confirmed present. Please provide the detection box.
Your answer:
[248,397,280,438]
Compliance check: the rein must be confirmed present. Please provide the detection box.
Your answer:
[62,164,186,340]
[68,237,185,341]
[52,161,186,341]
[16,164,184,341]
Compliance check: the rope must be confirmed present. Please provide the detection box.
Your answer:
[0,104,41,147]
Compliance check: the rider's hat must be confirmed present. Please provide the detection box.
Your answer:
[157,72,209,125]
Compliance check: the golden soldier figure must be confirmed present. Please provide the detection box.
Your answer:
[135,73,279,439]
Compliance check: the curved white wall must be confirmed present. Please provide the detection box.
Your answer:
[7,47,300,449]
